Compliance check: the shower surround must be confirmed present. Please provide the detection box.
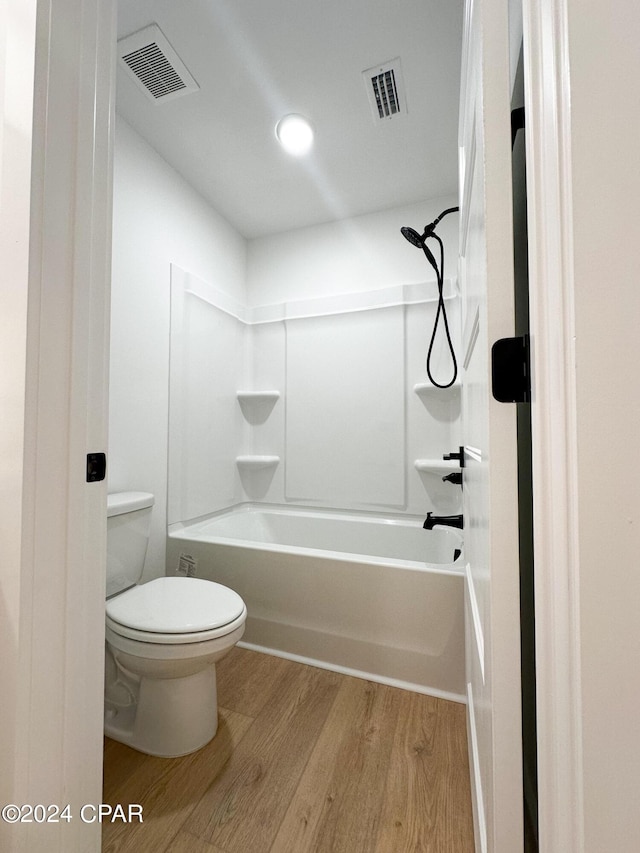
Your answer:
[168,264,463,698]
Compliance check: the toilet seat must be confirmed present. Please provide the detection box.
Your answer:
[106,576,246,645]
[105,609,247,645]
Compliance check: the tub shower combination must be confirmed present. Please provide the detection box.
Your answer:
[168,505,465,701]
[168,267,464,702]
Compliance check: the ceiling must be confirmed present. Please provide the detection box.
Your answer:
[116,0,464,239]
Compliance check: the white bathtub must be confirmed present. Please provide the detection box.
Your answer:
[167,505,465,701]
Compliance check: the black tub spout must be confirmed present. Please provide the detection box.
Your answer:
[423,513,464,530]
[442,472,462,485]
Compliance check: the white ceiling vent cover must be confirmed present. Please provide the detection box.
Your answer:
[118,24,199,104]
[362,58,407,123]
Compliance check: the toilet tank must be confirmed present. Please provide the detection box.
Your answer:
[106,492,154,598]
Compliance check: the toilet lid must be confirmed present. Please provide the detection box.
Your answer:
[106,576,245,634]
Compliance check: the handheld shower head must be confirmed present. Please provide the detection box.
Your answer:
[400,207,460,248]
[400,226,426,248]
[401,227,438,269]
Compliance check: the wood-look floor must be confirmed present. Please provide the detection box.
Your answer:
[102,648,474,853]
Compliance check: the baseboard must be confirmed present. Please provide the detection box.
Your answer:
[237,639,466,704]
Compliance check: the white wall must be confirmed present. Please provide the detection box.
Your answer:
[246,195,459,303]
[110,117,247,581]
[566,0,640,848]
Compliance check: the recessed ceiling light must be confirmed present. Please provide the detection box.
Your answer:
[275,114,314,156]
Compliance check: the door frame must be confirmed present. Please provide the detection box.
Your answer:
[521,0,584,850]
[1,1,115,850]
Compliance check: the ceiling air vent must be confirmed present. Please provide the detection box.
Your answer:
[362,58,407,123]
[118,24,199,104]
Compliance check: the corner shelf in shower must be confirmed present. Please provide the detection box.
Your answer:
[236,390,280,404]
[413,380,461,398]
[236,391,280,424]
[414,459,460,473]
[236,455,280,470]
[236,391,280,406]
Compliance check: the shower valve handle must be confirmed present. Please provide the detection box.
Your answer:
[443,446,465,468]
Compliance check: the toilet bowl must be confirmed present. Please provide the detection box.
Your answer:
[105,493,247,757]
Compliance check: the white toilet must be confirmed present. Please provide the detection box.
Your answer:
[104,491,247,757]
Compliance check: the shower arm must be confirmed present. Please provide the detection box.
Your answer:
[424,206,459,239]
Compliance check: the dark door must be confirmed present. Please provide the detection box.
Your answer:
[511,48,538,853]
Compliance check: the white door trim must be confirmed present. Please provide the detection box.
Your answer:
[3,1,115,850]
[521,0,585,849]
[0,3,38,844]
[460,0,524,848]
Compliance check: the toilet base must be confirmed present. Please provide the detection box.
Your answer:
[105,661,219,757]
[104,617,245,757]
